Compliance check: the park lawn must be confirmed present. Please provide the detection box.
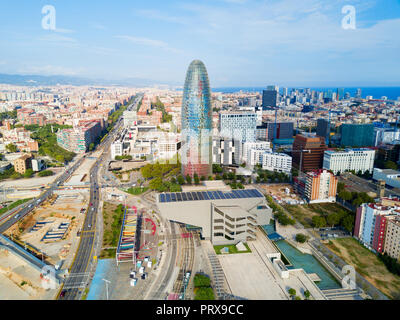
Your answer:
[214,243,251,255]
[100,202,125,259]
[284,203,352,229]
[326,238,400,299]
[126,186,149,196]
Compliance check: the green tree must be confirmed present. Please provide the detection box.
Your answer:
[213,164,223,173]
[6,143,18,153]
[149,177,163,190]
[342,215,355,233]
[186,174,192,185]
[295,233,308,243]
[141,165,153,179]
[89,143,95,151]
[23,169,34,179]
[338,190,352,201]
[177,175,185,185]
[312,216,327,228]
[327,213,341,227]
[194,174,200,185]
[288,288,296,297]
[304,290,311,300]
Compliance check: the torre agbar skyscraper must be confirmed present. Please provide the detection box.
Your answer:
[181,60,212,178]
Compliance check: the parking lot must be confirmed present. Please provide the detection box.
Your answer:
[318,227,351,240]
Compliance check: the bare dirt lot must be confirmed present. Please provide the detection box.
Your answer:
[5,191,88,267]
[326,238,400,299]
[259,184,302,205]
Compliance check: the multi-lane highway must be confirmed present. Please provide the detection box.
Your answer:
[0,156,86,234]
[61,95,143,300]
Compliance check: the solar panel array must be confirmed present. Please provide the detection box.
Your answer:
[159,189,264,203]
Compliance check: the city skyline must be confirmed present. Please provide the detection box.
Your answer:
[0,0,399,87]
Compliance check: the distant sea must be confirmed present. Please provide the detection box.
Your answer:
[212,87,400,101]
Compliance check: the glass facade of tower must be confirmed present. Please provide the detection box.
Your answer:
[181,60,212,177]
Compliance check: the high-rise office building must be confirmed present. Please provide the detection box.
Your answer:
[219,112,257,143]
[262,85,279,109]
[356,88,362,99]
[181,60,212,177]
[256,122,294,141]
[316,119,330,142]
[340,124,374,147]
[337,88,345,101]
[292,134,327,172]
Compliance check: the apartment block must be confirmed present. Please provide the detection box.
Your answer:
[294,169,338,204]
[13,154,32,174]
[323,148,375,175]
[384,217,400,260]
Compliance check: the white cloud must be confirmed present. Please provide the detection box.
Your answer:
[17,65,82,76]
[115,35,183,54]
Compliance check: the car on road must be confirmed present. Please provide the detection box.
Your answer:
[88,224,91,229]
[139,266,145,274]
[14,214,20,219]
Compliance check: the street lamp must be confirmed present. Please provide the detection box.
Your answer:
[102,278,111,300]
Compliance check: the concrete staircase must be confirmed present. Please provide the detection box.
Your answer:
[322,288,363,300]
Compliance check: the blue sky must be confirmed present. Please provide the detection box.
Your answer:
[0,0,399,87]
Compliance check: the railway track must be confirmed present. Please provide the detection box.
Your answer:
[172,225,195,298]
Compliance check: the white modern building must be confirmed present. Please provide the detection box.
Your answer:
[242,141,271,164]
[157,187,272,245]
[323,149,375,175]
[219,112,257,143]
[123,111,138,128]
[156,132,181,162]
[374,127,400,146]
[262,152,292,174]
[31,159,46,172]
[212,137,241,166]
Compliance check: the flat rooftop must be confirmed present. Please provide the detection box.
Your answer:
[158,189,264,203]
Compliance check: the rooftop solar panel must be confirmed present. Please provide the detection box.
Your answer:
[217,191,225,199]
[224,192,233,199]
[160,194,166,203]
[202,192,210,200]
[159,189,263,203]
[242,189,253,198]
[212,191,221,200]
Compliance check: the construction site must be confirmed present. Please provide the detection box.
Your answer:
[259,184,304,205]
[3,189,89,272]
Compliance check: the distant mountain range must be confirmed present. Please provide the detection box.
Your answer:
[0,73,171,87]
